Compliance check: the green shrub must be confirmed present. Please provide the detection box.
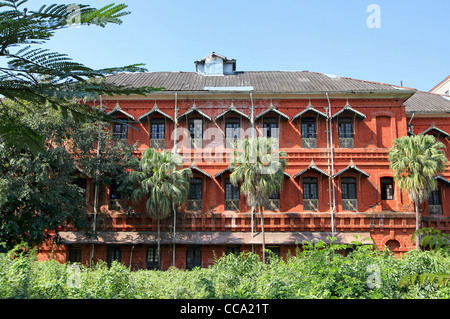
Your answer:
[0,240,449,299]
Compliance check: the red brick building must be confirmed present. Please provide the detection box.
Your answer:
[38,53,450,269]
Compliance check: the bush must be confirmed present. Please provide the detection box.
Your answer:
[0,241,449,299]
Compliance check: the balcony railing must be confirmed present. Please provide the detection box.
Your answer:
[187,200,203,212]
[301,138,317,149]
[225,200,240,211]
[264,199,280,211]
[339,138,354,148]
[225,138,238,149]
[150,138,165,149]
[109,199,125,211]
[429,205,443,215]
[303,199,319,211]
[190,138,203,149]
[342,199,358,211]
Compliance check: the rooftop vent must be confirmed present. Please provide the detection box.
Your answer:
[195,52,236,76]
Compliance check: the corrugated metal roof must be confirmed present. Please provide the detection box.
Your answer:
[105,71,406,93]
[404,91,450,114]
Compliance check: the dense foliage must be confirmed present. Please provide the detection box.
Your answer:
[0,101,138,249]
[1,240,449,299]
[0,0,157,153]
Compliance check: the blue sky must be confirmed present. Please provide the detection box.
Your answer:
[22,1,450,91]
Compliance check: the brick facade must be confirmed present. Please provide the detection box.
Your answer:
[37,54,450,269]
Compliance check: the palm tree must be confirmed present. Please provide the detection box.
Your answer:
[229,137,287,263]
[388,134,448,251]
[131,148,192,268]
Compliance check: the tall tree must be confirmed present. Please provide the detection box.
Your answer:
[131,148,192,269]
[388,134,448,251]
[0,0,157,153]
[0,100,138,249]
[229,137,287,263]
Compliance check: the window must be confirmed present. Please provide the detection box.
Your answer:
[110,180,124,210]
[226,246,241,256]
[263,118,279,139]
[189,118,203,139]
[225,118,240,148]
[106,246,122,267]
[186,246,202,270]
[341,177,357,211]
[225,178,240,201]
[380,177,394,200]
[428,187,442,215]
[151,118,165,140]
[266,246,280,264]
[188,178,202,211]
[341,177,357,199]
[189,118,203,149]
[338,118,354,148]
[301,117,316,138]
[303,177,318,211]
[303,177,318,200]
[67,245,82,263]
[225,178,240,211]
[445,90,450,96]
[110,181,123,201]
[188,178,202,200]
[225,118,240,140]
[113,122,128,140]
[147,246,159,270]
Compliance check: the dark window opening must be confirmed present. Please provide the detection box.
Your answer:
[301,117,316,139]
[341,177,357,199]
[186,246,202,270]
[263,118,279,139]
[380,177,394,200]
[225,178,240,200]
[151,118,165,140]
[68,245,82,263]
[147,246,160,270]
[113,123,128,140]
[338,118,353,139]
[188,178,203,200]
[303,177,318,200]
[106,246,122,267]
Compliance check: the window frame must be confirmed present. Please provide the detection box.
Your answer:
[301,117,317,139]
[338,117,354,139]
[225,178,240,201]
[186,246,202,270]
[113,122,128,140]
[150,118,165,140]
[380,177,394,200]
[106,246,122,267]
[263,117,279,139]
[303,177,318,200]
[188,178,203,200]
[341,177,357,200]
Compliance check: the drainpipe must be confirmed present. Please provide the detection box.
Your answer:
[250,92,255,253]
[172,93,178,268]
[90,96,103,267]
[326,93,336,239]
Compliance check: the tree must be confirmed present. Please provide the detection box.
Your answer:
[0,100,138,249]
[388,134,448,251]
[0,0,157,153]
[130,148,192,269]
[229,137,287,263]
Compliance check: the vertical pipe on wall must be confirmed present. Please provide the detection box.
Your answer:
[172,93,178,268]
[326,93,336,238]
[90,95,103,267]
